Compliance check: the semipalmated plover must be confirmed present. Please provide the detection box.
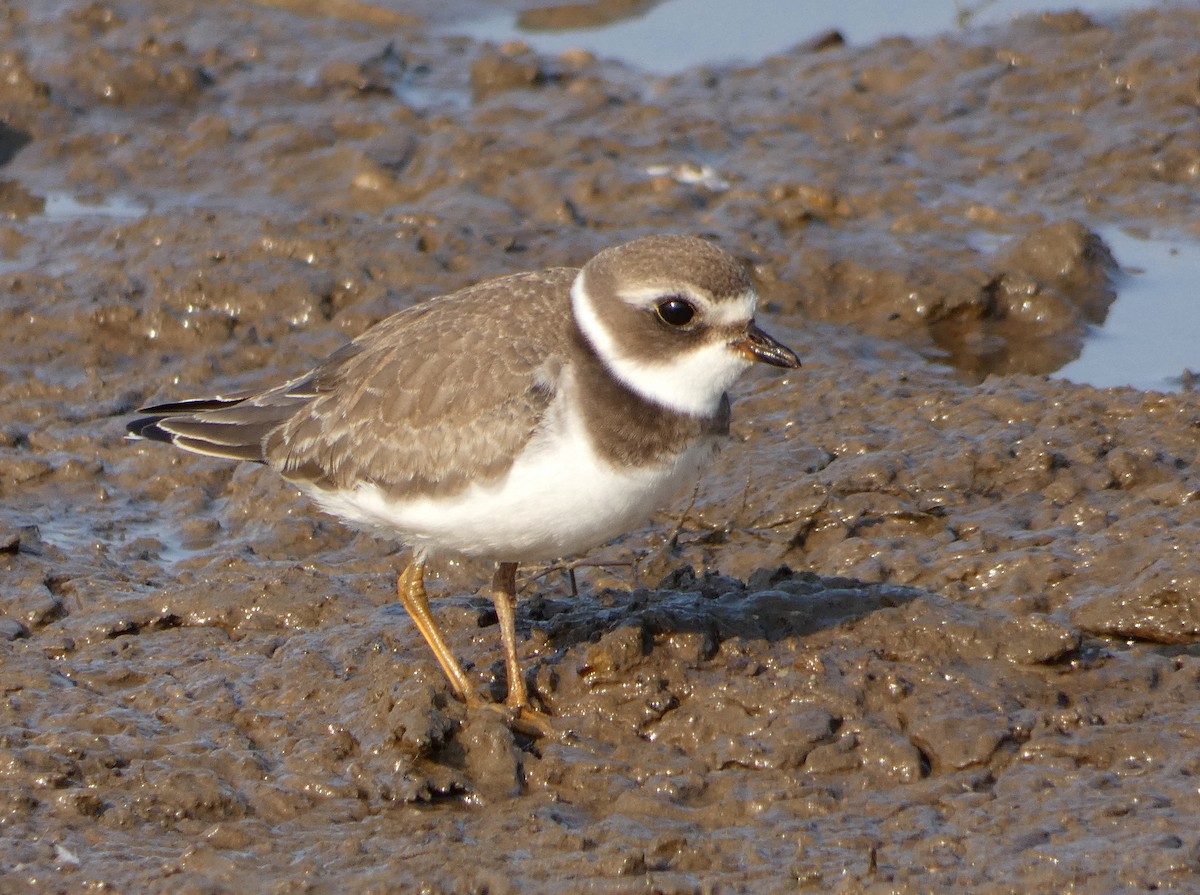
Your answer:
[128,235,799,734]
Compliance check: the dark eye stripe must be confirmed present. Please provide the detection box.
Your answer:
[655,297,695,327]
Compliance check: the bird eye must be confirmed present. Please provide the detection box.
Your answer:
[655,297,696,327]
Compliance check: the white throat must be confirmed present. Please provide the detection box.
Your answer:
[570,273,753,417]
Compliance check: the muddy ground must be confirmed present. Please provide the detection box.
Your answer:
[2,1,1200,892]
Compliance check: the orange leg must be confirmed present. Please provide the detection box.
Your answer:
[491,563,556,738]
[396,560,481,706]
[491,562,527,710]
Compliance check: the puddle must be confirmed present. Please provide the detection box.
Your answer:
[0,190,157,275]
[447,0,1162,75]
[0,256,26,276]
[1055,230,1200,393]
[43,191,149,220]
[36,512,201,566]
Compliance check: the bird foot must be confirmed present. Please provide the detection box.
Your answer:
[469,697,557,739]
[510,706,557,740]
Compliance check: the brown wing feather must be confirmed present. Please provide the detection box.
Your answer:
[264,268,578,497]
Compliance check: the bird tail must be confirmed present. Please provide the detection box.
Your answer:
[126,392,297,463]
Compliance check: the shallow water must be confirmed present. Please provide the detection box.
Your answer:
[448,0,1172,73]
[1057,229,1200,392]
[42,190,149,221]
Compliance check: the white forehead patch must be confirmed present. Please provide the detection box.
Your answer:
[571,274,754,417]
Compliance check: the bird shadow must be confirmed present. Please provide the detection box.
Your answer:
[518,564,925,662]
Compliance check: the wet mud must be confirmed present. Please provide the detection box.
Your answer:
[2,2,1200,892]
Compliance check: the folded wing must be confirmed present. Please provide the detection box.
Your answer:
[128,269,577,500]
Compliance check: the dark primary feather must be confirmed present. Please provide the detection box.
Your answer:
[127,390,311,463]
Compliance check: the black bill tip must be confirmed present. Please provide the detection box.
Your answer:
[734,323,801,369]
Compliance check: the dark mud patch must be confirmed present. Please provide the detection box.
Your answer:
[2,1,1200,892]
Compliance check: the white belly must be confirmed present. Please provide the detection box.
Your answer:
[303,396,715,563]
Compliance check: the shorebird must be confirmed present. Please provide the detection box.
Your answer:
[128,235,799,734]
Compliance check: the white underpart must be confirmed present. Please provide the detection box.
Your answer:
[303,374,716,562]
[571,274,755,417]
